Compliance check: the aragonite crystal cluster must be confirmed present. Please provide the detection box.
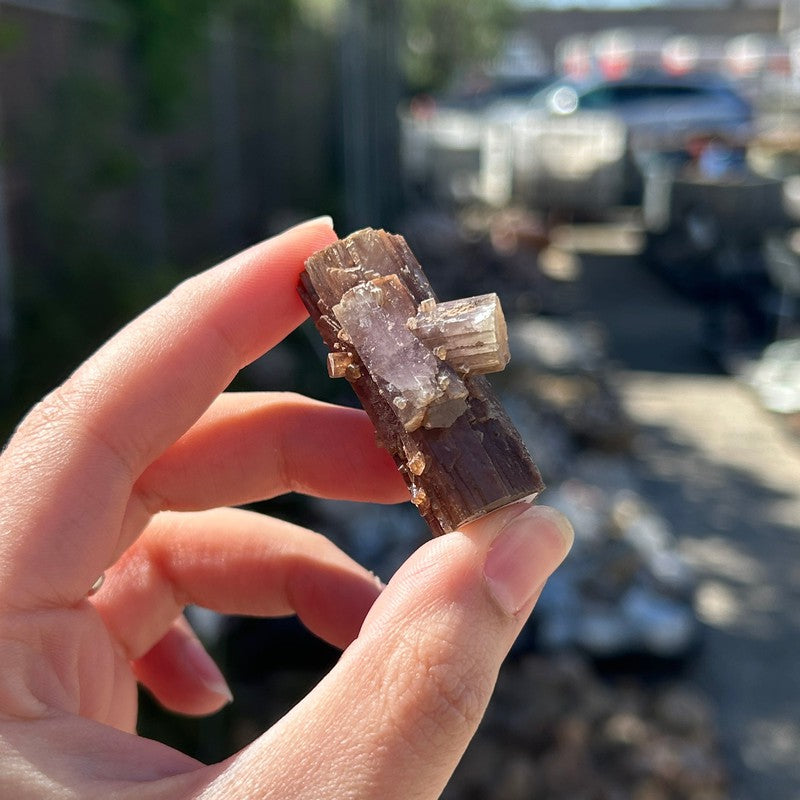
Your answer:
[298,228,543,535]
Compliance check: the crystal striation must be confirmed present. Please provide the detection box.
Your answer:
[409,293,510,377]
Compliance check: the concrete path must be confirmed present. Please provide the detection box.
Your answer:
[621,372,800,800]
[557,232,800,799]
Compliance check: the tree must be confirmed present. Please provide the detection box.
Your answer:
[401,0,515,93]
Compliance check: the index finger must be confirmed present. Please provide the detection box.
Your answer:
[0,217,338,605]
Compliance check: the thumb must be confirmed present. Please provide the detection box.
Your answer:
[209,503,573,800]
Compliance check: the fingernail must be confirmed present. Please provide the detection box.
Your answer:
[181,635,234,704]
[290,215,334,232]
[370,571,386,591]
[483,506,574,616]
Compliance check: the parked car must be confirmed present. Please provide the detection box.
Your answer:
[402,71,755,213]
[503,71,755,213]
[399,75,553,203]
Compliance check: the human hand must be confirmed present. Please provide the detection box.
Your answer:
[0,217,573,799]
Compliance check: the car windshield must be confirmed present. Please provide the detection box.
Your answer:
[577,82,749,114]
[440,76,553,110]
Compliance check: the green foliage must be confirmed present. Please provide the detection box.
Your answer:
[2,0,327,431]
[0,18,23,54]
[113,0,211,130]
[10,65,181,417]
[401,0,516,93]
[107,0,299,130]
[23,73,135,234]
[13,251,182,409]
[225,0,297,37]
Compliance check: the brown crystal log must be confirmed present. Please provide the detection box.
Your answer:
[298,227,544,536]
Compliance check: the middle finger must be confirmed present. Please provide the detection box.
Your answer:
[94,506,385,662]
[127,392,408,525]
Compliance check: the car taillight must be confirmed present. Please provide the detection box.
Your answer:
[409,95,436,121]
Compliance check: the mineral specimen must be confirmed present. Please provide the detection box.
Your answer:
[298,227,543,535]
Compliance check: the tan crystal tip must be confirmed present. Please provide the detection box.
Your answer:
[409,293,510,376]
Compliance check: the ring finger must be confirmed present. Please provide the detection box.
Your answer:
[92,506,384,666]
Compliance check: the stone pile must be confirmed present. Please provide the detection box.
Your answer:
[746,337,800,423]
[537,482,698,660]
[443,654,728,800]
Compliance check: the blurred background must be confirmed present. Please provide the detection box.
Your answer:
[1,0,799,797]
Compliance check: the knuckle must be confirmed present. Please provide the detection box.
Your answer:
[13,377,136,480]
[422,658,489,733]
[23,385,75,431]
[131,478,169,516]
[207,315,248,367]
[386,626,494,751]
[167,279,247,366]
[11,384,80,453]
[21,373,105,439]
